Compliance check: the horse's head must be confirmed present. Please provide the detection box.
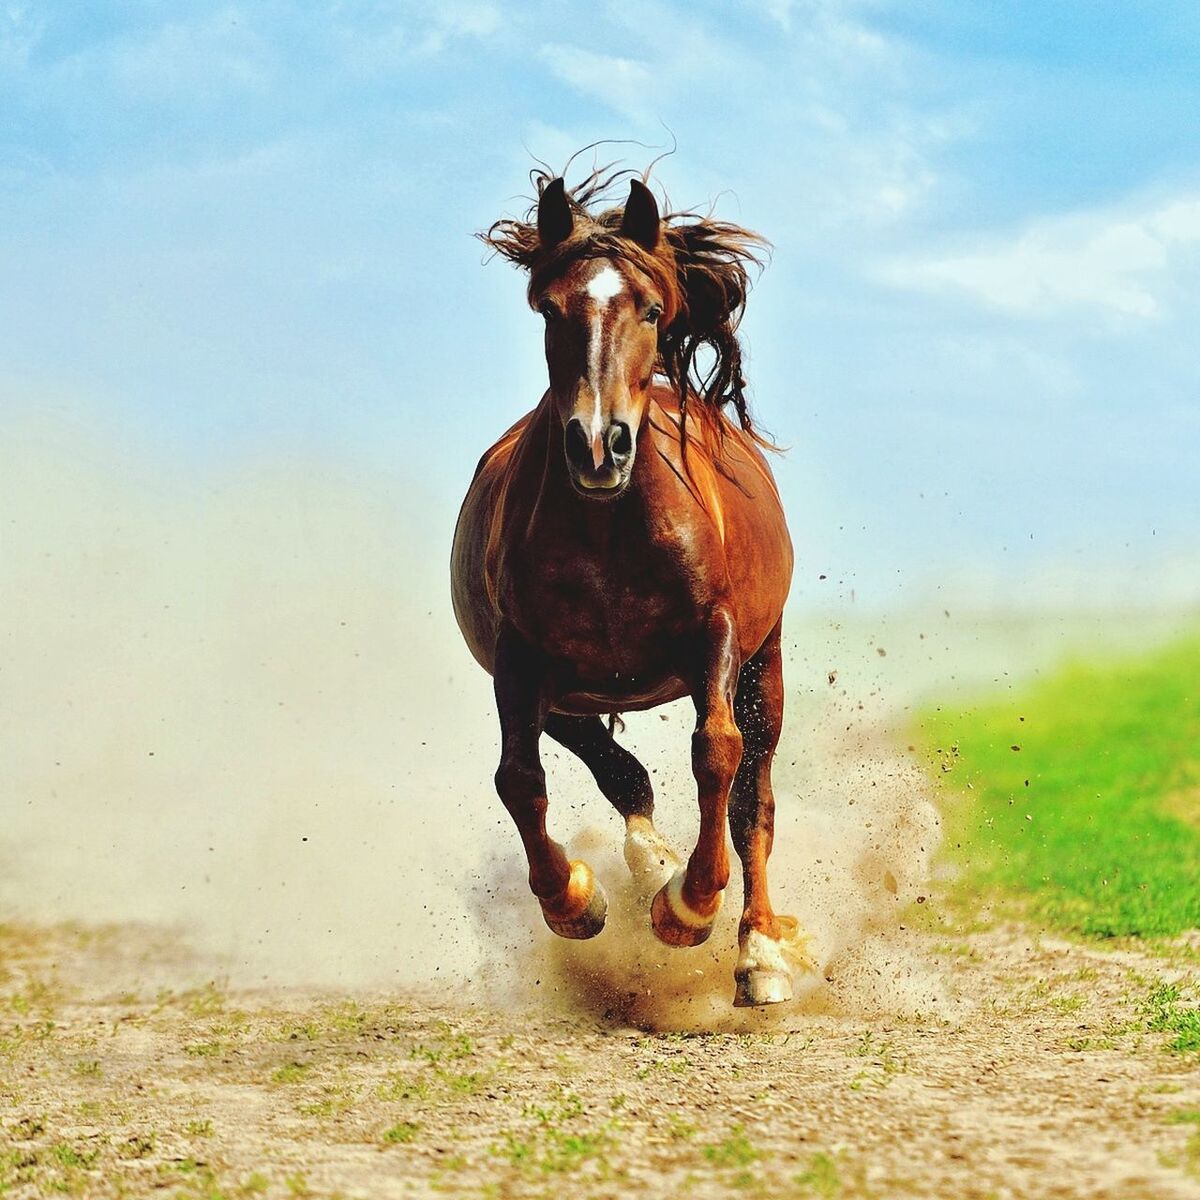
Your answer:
[530,179,673,498]
[480,164,769,498]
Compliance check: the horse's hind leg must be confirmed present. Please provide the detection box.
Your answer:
[728,618,814,1006]
[545,714,681,894]
[493,627,606,940]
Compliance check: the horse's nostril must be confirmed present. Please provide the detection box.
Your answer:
[564,418,591,470]
[566,417,631,476]
[608,422,633,460]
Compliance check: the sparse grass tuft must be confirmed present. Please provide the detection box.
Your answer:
[1140,981,1200,1054]
[183,1041,224,1059]
[271,1062,312,1085]
[492,1092,615,1176]
[702,1123,758,1168]
[382,1121,420,1145]
[667,1113,697,1141]
[795,1149,842,1197]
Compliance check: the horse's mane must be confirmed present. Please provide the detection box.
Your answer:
[478,163,773,461]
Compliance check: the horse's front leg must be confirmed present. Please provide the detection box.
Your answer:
[493,624,607,940]
[651,607,741,947]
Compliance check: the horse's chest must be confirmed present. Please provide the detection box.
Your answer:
[505,541,695,671]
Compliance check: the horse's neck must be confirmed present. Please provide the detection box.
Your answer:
[506,398,571,523]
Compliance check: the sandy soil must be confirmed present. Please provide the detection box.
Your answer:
[2,919,1198,1200]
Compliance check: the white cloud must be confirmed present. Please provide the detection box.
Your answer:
[880,190,1200,321]
[534,2,956,234]
[412,2,501,56]
[327,2,501,73]
[537,44,655,121]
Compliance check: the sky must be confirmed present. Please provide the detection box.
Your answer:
[2,0,1199,611]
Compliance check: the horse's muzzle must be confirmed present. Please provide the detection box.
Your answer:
[564,417,634,497]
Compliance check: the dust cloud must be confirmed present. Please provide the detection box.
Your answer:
[0,415,497,987]
[471,705,949,1031]
[6,413,1181,1027]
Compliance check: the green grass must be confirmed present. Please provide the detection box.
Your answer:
[919,630,1200,939]
[270,1062,311,1085]
[794,1150,842,1197]
[492,1092,616,1177]
[701,1124,758,1168]
[1140,983,1200,1054]
[382,1121,420,1145]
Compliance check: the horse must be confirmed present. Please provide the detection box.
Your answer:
[451,167,812,1007]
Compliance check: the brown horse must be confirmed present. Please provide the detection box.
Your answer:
[451,168,811,1006]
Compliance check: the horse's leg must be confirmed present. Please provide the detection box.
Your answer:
[728,619,812,1006]
[494,627,607,939]
[650,607,741,947]
[544,714,681,894]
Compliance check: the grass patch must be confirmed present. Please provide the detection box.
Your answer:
[382,1121,420,1145]
[795,1149,841,1197]
[1140,982,1200,1054]
[183,1041,224,1059]
[918,631,1200,938]
[271,1062,311,1085]
[492,1092,616,1176]
[702,1123,758,1169]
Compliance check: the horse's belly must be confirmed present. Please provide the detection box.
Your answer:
[553,676,690,716]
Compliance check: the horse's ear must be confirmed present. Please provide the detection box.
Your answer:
[537,177,573,248]
[620,179,660,250]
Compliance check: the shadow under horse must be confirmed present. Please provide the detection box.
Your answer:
[451,167,812,1007]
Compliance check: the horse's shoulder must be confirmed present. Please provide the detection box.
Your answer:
[470,406,541,483]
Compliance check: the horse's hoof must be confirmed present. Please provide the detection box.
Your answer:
[733,969,793,1007]
[650,868,722,947]
[540,860,607,940]
[623,815,682,896]
[731,921,814,1006]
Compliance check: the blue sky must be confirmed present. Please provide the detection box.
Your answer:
[2,0,1198,609]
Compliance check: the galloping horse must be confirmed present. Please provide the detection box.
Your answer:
[451,168,811,1006]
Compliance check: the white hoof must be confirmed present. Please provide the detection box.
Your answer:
[734,968,792,1007]
[732,921,816,1008]
[623,815,682,896]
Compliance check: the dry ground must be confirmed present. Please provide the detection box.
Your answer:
[2,921,1199,1200]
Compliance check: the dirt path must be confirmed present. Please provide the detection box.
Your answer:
[2,921,1198,1199]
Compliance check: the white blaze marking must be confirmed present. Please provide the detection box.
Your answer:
[583,265,625,451]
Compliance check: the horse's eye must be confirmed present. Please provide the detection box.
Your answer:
[645,303,663,324]
[538,300,559,322]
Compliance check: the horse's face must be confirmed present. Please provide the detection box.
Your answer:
[534,255,663,498]
[528,177,669,500]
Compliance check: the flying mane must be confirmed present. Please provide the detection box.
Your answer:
[478,164,773,462]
